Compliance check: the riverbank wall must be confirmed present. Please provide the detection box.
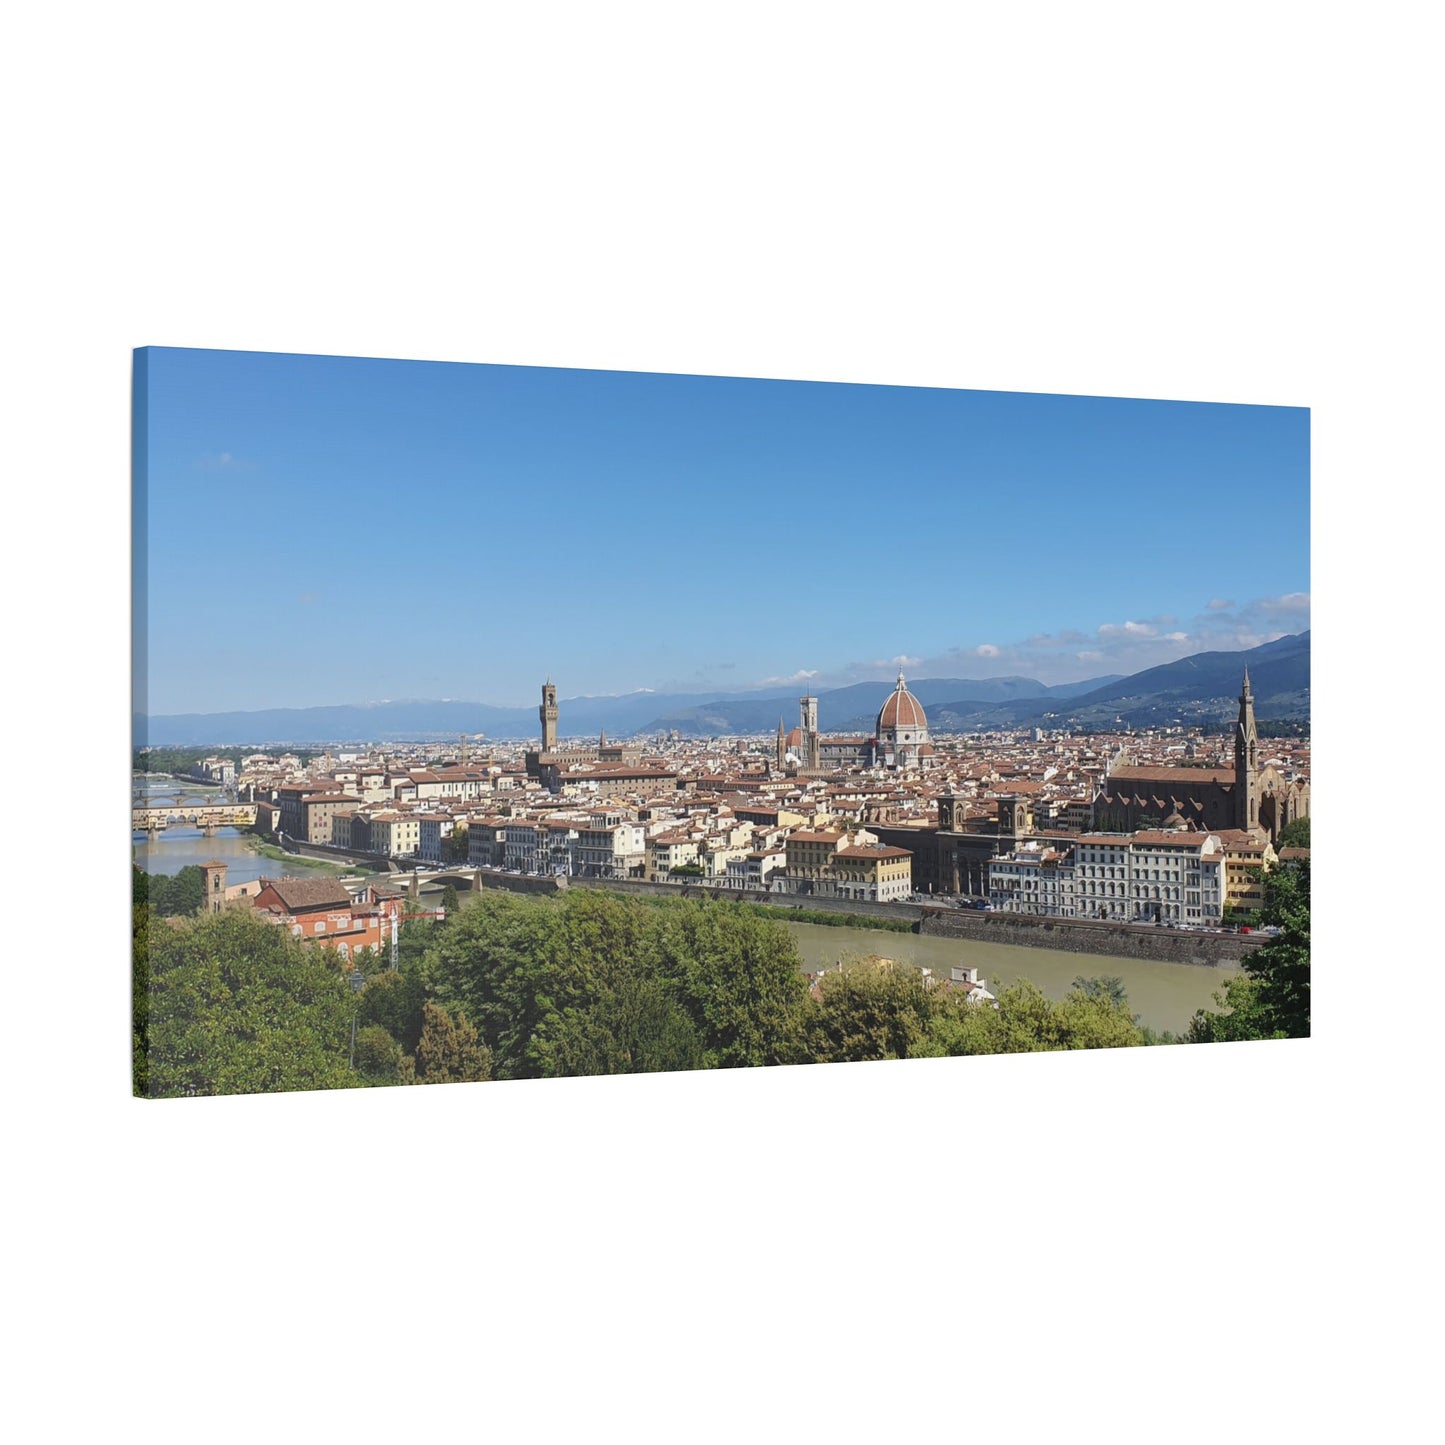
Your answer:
[916,909,1260,966]
[559,876,926,923]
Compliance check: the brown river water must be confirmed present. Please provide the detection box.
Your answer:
[782,921,1237,1035]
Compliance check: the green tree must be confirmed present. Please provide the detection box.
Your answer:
[1184,975,1275,1043]
[357,965,428,1054]
[534,974,706,1077]
[441,827,470,863]
[1276,817,1311,849]
[132,905,152,1094]
[913,979,1146,1057]
[136,909,361,1097]
[1188,858,1310,1042]
[411,1001,492,1084]
[1071,975,1128,1008]
[421,890,580,1078]
[142,865,206,918]
[354,1024,403,1082]
[652,898,810,1069]
[802,963,936,1064]
[421,890,810,1078]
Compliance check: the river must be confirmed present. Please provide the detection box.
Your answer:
[782,920,1235,1035]
[132,773,351,885]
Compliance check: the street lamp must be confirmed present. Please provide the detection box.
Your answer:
[348,967,366,1071]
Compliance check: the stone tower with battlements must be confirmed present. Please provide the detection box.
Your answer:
[799,695,820,771]
[199,860,228,915]
[540,679,559,753]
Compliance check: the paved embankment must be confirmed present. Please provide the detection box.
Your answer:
[915,908,1260,966]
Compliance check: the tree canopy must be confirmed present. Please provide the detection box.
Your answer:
[1188,858,1310,1042]
[421,890,808,1079]
[136,909,361,1097]
[912,979,1146,1057]
[803,962,936,1064]
[133,873,1298,1098]
[135,865,205,919]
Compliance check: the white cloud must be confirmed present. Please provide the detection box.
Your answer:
[759,668,820,686]
[1256,591,1311,616]
[976,644,1001,658]
[1206,598,1234,611]
[1097,620,1158,640]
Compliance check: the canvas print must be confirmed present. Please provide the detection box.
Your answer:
[132,348,1310,1098]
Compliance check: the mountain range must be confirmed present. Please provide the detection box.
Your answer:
[136,632,1309,746]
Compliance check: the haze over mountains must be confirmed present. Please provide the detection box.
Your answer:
[138,632,1309,747]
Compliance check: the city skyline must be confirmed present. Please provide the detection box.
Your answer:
[134,347,1309,716]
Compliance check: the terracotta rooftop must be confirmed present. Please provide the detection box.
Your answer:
[260,878,354,911]
[1107,765,1236,786]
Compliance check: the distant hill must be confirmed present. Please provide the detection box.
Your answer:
[911,637,1307,733]
[645,674,1123,738]
[1021,630,1310,730]
[135,636,1306,745]
[138,683,801,747]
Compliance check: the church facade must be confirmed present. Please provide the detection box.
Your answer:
[1092,670,1309,844]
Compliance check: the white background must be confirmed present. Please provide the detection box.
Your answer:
[4,2,1437,1440]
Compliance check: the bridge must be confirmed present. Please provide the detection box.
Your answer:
[133,803,259,835]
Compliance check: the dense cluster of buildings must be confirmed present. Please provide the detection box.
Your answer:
[232,669,1307,923]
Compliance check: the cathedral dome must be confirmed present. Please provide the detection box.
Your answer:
[876,671,928,733]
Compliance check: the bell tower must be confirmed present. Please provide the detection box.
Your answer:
[199,860,228,914]
[540,679,558,753]
[1234,668,1261,832]
[799,695,820,771]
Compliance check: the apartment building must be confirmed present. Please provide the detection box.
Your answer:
[368,811,421,859]
[646,831,700,881]
[782,830,848,893]
[988,844,1078,917]
[417,813,458,863]
[502,821,546,873]
[725,849,787,891]
[1219,832,1278,915]
[1066,830,1225,925]
[832,843,914,902]
[467,817,509,869]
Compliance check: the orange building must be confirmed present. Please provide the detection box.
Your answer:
[252,876,404,961]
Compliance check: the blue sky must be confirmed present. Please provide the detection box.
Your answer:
[135,347,1309,715]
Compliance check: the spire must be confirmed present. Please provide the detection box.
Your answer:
[897,669,907,689]
[1235,666,1260,832]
